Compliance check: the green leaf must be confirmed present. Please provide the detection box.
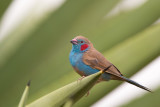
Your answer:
[88,0,160,51]
[63,99,73,107]
[122,87,160,107]
[27,72,101,107]
[0,0,12,19]
[18,81,31,107]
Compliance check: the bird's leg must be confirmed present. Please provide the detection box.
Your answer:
[85,91,90,97]
[78,76,86,80]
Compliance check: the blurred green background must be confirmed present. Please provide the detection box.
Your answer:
[0,0,160,107]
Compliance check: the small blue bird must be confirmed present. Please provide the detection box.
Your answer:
[69,36,151,92]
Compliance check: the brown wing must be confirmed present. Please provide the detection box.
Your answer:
[83,48,122,77]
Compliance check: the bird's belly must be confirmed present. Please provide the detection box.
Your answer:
[69,52,110,80]
[76,63,111,81]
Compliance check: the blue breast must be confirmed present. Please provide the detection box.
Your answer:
[69,51,99,76]
[69,50,110,81]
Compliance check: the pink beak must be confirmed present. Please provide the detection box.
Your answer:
[70,39,78,45]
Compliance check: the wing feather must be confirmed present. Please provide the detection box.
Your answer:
[83,49,122,76]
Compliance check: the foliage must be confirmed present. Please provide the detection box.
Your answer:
[0,0,160,107]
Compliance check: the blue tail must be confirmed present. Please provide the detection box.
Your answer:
[121,76,152,92]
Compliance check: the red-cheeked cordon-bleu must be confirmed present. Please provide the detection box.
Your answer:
[69,36,151,92]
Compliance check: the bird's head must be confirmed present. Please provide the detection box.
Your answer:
[70,36,93,53]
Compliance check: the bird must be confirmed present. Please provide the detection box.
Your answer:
[69,36,151,92]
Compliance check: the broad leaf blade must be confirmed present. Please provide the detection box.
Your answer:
[123,87,160,107]
[89,0,160,51]
[27,72,101,107]
[0,0,12,19]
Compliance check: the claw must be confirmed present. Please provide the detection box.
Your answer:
[78,76,85,80]
[77,76,85,84]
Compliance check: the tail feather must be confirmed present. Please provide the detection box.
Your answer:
[105,69,152,92]
[121,76,152,92]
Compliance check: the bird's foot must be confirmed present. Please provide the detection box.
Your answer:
[78,76,85,80]
[77,76,85,83]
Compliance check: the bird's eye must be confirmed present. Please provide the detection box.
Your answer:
[81,41,84,43]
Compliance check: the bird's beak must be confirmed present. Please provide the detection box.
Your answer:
[70,39,78,45]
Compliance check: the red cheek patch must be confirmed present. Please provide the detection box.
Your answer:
[81,44,89,51]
